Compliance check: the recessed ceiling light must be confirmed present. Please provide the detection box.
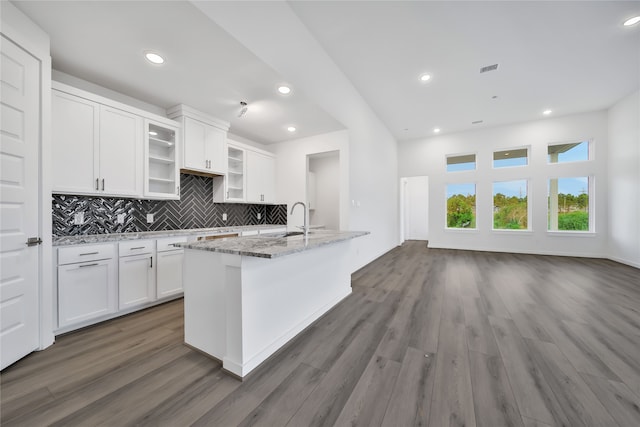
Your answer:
[287,126,296,132]
[277,85,291,95]
[433,128,441,133]
[144,52,165,65]
[505,152,510,156]
[543,109,552,115]
[420,73,431,82]
[623,16,640,26]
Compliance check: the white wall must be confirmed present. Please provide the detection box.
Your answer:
[273,131,349,231]
[607,90,640,268]
[309,152,340,230]
[399,111,609,257]
[196,2,399,270]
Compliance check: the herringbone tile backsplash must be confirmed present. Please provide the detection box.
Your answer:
[53,174,287,236]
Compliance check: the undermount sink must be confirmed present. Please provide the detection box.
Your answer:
[262,231,315,238]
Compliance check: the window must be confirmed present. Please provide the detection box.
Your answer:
[493,148,528,168]
[548,177,590,231]
[446,183,476,228]
[548,141,589,163]
[493,180,528,230]
[446,154,476,172]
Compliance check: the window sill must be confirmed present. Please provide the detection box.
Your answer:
[491,229,533,234]
[547,231,596,237]
[444,228,479,233]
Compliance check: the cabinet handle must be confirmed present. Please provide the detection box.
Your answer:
[95,178,99,190]
[79,263,98,268]
[130,246,145,250]
[102,179,105,191]
[80,251,99,256]
[150,256,153,268]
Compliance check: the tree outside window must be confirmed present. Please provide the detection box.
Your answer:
[446,183,476,228]
[493,180,528,230]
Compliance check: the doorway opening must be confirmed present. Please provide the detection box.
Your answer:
[400,176,429,244]
[307,151,340,230]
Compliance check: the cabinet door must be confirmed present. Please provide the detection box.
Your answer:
[226,145,246,201]
[52,91,99,194]
[261,154,276,203]
[119,254,155,310]
[183,117,207,172]
[205,125,227,174]
[156,250,184,298]
[144,119,179,199]
[246,150,276,203]
[99,106,143,197]
[58,259,117,328]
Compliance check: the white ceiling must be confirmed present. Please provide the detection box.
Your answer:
[13,0,345,144]
[289,1,640,141]
[13,1,640,144]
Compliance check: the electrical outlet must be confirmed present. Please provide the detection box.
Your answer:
[222,213,227,222]
[146,213,154,223]
[117,214,125,224]
[257,212,261,220]
[74,212,84,225]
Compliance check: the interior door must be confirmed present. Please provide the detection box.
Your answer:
[404,176,429,241]
[0,35,41,370]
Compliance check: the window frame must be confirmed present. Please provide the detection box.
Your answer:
[492,146,530,169]
[445,182,478,230]
[547,140,592,165]
[547,175,594,234]
[491,179,531,232]
[445,152,477,173]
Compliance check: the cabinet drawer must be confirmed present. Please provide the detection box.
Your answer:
[119,240,154,256]
[157,236,187,252]
[58,244,116,265]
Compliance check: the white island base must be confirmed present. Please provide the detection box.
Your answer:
[183,239,353,379]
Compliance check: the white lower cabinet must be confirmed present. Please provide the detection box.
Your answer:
[156,237,186,298]
[119,245,156,310]
[57,244,117,328]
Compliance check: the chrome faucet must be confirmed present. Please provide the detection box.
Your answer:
[290,201,308,237]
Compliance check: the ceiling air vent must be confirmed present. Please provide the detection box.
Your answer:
[472,120,483,125]
[480,64,499,73]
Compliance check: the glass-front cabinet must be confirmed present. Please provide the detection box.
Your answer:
[144,120,180,199]
[226,145,245,201]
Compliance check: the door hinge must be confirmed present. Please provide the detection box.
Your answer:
[26,237,43,246]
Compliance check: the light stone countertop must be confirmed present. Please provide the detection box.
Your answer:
[175,229,369,259]
[52,224,287,247]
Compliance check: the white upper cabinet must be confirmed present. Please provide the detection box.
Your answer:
[225,144,246,202]
[246,150,276,204]
[167,105,229,176]
[52,90,99,194]
[99,105,142,197]
[52,82,179,199]
[213,140,277,204]
[144,119,180,199]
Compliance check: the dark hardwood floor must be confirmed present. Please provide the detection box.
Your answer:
[2,241,640,426]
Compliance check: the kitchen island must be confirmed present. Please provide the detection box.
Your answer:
[176,229,368,379]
